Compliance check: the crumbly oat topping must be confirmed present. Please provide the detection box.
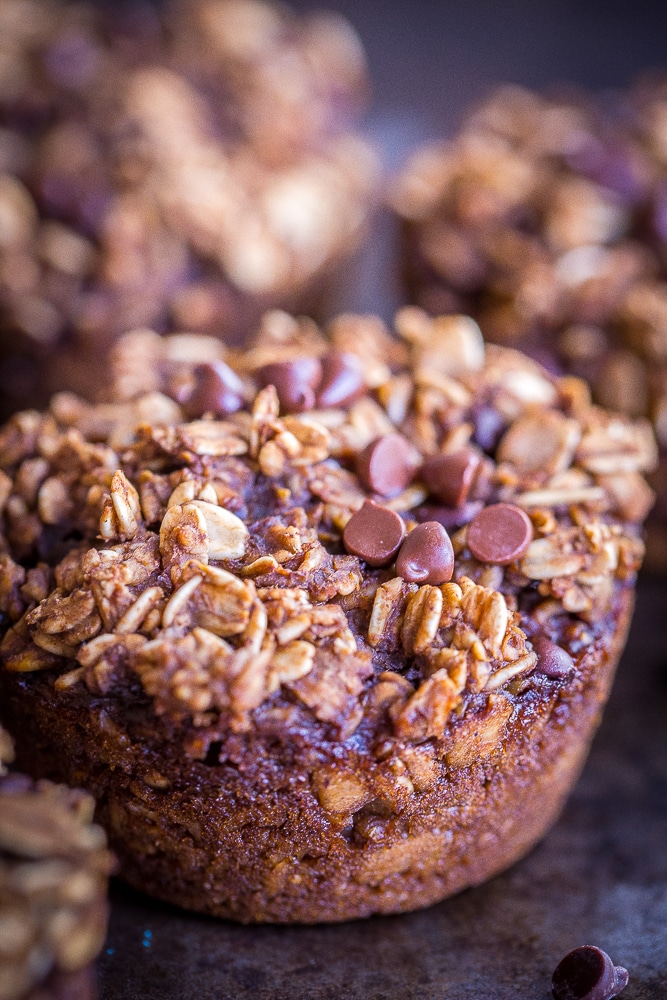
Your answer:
[0,726,111,1000]
[0,311,655,748]
[0,0,377,411]
[393,80,667,453]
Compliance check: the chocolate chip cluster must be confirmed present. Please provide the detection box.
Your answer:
[343,486,532,586]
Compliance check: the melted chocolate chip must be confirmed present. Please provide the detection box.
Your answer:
[533,636,575,678]
[182,361,245,418]
[257,358,323,413]
[343,500,406,567]
[552,946,629,1000]
[467,503,533,565]
[395,521,454,585]
[316,350,366,408]
[473,404,505,452]
[421,448,481,507]
[357,433,418,498]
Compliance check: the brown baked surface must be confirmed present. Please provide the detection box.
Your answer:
[0,725,111,1000]
[393,80,667,566]
[0,0,376,415]
[0,310,656,922]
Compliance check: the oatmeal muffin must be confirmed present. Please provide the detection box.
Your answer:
[0,0,377,415]
[0,725,111,1000]
[0,309,656,923]
[393,80,667,566]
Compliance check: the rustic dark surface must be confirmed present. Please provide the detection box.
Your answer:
[93,1,667,996]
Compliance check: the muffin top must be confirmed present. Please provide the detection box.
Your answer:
[0,310,656,751]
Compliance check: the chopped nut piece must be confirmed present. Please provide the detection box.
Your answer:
[37,475,72,524]
[313,769,370,814]
[444,695,514,769]
[392,669,460,741]
[577,416,657,475]
[521,536,587,580]
[368,577,406,647]
[179,421,248,458]
[160,503,209,568]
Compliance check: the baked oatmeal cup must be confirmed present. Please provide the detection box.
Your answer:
[0,309,656,922]
[0,0,377,415]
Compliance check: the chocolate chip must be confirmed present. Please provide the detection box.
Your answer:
[182,361,245,418]
[0,773,33,795]
[524,344,563,378]
[356,433,418,498]
[421,448,481,507]
[316,350,365,408]
[257,358,323,413]
[583,142,647,204]
[532,637,575,678]
[472,404,505,452]
[416,501,483,532]
[395,521,454,585]
[467,503,533,565]
[343,500,406,567]
[552,945,629,1000]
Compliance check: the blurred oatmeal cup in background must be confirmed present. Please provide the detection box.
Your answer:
[0,0,379,416]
